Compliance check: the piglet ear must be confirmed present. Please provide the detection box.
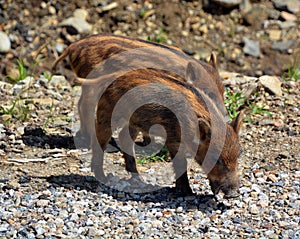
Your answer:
[198,118,211,143]
[231,110,244,134]
[209,52,218,70]
[186,61,198,84]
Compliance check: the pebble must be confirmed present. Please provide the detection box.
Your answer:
[13,77,33,95]
[249,204,260,214]
[98,2,119,12]
[278,21,296,29]
[243,6,269,28]
[36,199,50,207]
[176,206,183,213]
[60,17,92,34]
[280,11,297,22]
[34,226,46,236]
[55,42,65,54]
[268,30,282,41]
[242,37,260,58]
[271,40,294,53]
[286,0,300,13]
[210,0,242,8]
[273,0,300,14]
[73,9,89,21]
[0,31,11,53]
[48,5,56,15]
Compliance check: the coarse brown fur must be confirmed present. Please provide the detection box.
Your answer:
[91,66,243,197]
[52,34,227,147]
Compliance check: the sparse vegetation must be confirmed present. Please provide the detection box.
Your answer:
[282,66,299,82]
[137,146,169,164]
[0,99,31,122]
[43,99,55,129]
[248,102,271,117]
[1,49,54,124]
[225,88,271,120]
[43,71,53,82]
[139,6,146,18]
[224,89,245,119]
[147,28,168,44]
[6,59,28,84]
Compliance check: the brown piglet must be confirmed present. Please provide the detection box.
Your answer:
[52,34,227,147]
[91,64,243,198]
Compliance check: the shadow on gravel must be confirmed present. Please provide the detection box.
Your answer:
[45,174,227,213]
[19,126,125,150]
[20,126,76,149]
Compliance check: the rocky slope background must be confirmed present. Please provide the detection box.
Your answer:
[0,0,299,238]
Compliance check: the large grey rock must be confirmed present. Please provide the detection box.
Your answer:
[259,75,282,96]
[243,5,269,28]
[271,40,294,53]
[272,0,300,13]
[0,31,11,53]
[242,37,260,58]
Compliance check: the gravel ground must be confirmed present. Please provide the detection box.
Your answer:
[0,0,300,238]
[0,72,299,238]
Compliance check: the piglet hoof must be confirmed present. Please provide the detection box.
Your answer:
[93,170,107,184]
[224,189,240,199]
[175,185,195,197]
[74,131,91,149]
[129,173,142,182]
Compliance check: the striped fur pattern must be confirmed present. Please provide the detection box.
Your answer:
[52,34,227,147]
[92,66,243,197]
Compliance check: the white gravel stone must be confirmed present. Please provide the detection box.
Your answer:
[60,17,92,34]
[211,0,242,7]
[249,204,260,214]
[73,9,89,20]
[259,75,283,96]
[0,31,11,53]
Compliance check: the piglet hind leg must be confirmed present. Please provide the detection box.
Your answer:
[74,93,90,148]
[118,126,140,179]
[76,86,98,148]
[175,171,194,196]
[169,146,194,196]
[91,127,112,183]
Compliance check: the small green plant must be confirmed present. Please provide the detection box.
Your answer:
[139,6,146,18]
[43,99,55,129]
[225,89,272,120]
[43,100,71,129]
[282,66,299,81]
[147,28,168,44]
[248,103,271,117]
[0,99,31,121]
[224,89,245,119]
[6,59,28,84]
[0,100,17,116]
[17,59,28,82]
[43,71,53,82]
[137,146,168,164]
